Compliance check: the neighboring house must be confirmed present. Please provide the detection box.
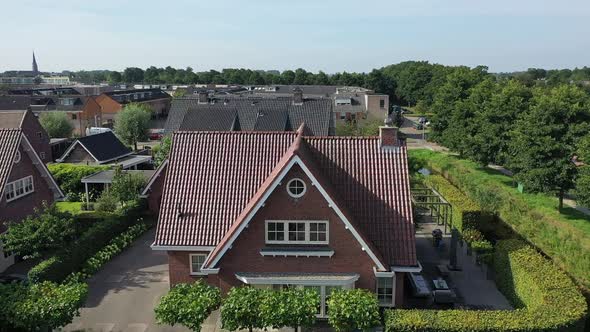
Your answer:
[0,93,103,136]
[0,128,64,272]
[152,125,418,314]
[164,90,335,136]
[140,160,168,215]
[95,88,171,125]
[56,131,151,169]
[0,110,52,162]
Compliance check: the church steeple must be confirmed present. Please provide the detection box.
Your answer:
[32,51,39,75]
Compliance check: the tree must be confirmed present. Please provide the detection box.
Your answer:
[155,282,221,332]
[109,167,147,204]
[575,166,590,208]
[326,289,381,332]
[507,85,590,210]
[0,203,77,258]
[0,281,88,331]
[153,135,171,167]
[107,71,122,84]
[39,112,74,138]
[221,287,265,332]
[122,67,145,83]
[259,288,319,331]
[114,103,152,150]
[414,99,428,115]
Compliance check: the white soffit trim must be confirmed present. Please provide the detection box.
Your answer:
[259,250,335,258]
[207,155,387,271]
[20,133,65,198]
[235,274,360,286]
[373,266,395,277]
[391,261,423,273]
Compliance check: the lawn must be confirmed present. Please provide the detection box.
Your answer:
[409,149,590,290]
[55,201,93,216]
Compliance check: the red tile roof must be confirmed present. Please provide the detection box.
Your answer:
[155,129,416,267]
[0,129,22,193]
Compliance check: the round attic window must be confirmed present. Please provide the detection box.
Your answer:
[13,150,21,164]
[287,178,306,198]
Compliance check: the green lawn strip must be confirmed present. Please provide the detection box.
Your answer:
[409,149,590,290]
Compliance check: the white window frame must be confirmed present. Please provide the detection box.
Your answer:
[5,176,34,202]
[286,178,306,198]
[376,276,395,307]
[13,150,21,163]
[265,220,329,245]
[189,254,207,275]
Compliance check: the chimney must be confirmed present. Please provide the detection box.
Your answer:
[293,87,303,105]
[379,126,398,148]
[198,91,208,104]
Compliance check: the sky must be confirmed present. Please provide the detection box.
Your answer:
[1,0,590,73]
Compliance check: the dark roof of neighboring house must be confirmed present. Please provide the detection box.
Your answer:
[8,87,81,96]
[59,131,132,163]
[0,111,26,128]
[155,129,416,268]
[0,95,87,111]
[103,88,171,105]
[166,97,333,136]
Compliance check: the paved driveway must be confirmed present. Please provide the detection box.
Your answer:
[62,229,190,332]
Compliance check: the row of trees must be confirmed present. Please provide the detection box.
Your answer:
[420,65,590,209]
[155,282,381,332]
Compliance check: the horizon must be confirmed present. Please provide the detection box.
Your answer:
[1,0,590,73]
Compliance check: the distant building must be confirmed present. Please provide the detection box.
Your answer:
[0,53,70,85]
[95,88,171,125]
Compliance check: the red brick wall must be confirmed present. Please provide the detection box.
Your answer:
[147,166,166,215]
[168,165,381,295]
[168,251,209,284]
[0,144,55,231]
[21,111,52,162]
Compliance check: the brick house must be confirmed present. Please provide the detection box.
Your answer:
[0,110,52,162]
[95,88,171,125]
[0,128,64,272]
[152,124,418,314]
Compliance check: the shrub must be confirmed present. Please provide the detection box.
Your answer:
[28,211,147,283]
[66,222,150,283]
[95,191,118,212]
[221,287,265,332]
[48,164,108,195]
[110,167,147,204]
[0,281,88,331]
[384,239,587,332]
[259,288,319,330]
[0,203,79,258]
[154,282,221,332]
[327,289,381,332]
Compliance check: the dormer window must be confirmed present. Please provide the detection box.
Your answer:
[287,178,306,198]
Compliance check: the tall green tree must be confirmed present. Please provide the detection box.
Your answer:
[508,85,590,209]
[110,167,147,205]
[122,67,145,83]
[114,103,152,150]
[39,112,73,138]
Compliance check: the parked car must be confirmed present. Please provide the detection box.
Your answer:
[148,129,165,140]
[413,122,424,130]
[418,117,428,124]
[86,127,113,136]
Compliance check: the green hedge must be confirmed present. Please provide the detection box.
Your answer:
[411,149,590,289]
[48,163,108,195]
[29,205,148,283]
[385,240,587,332]
[423,175,492,232]
[66,222,150,283]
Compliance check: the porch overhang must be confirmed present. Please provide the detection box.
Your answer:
[235,272,360,286]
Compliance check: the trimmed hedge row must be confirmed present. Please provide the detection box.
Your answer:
[423,175,492,233]
[411,149,590,289]
[385,239,587,332]
[66,222,151,283]
[29,207,148,283]
[48,163,108,196]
